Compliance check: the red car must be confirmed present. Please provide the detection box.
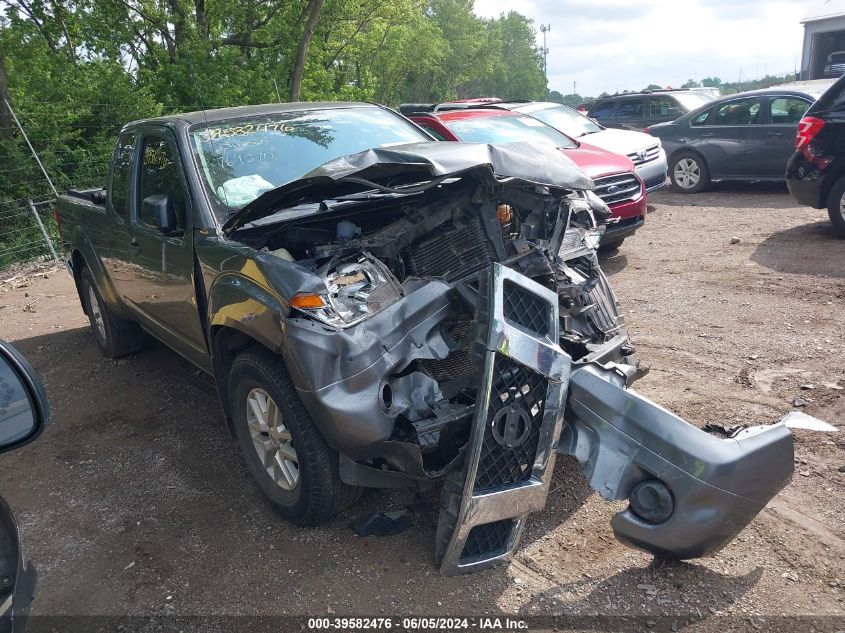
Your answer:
[407,108,646,248]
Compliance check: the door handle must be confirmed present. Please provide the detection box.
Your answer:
[129,238,141,254]
[767,131,783,138]
[701,132,715,138]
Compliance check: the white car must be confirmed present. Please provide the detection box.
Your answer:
[501,101,669,192]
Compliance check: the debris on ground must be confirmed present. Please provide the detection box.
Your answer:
[780,411,838,433]
[349,511,413,537]
[793,397,811,407]
[730,236,741,244]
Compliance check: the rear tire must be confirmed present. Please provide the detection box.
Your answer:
[80,267,144,358]
[826,176,845,238]
[228,348,361,525]
[670,151,709,193]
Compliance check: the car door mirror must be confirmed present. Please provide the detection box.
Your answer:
[142,194,182,236]
[0,340,48,455]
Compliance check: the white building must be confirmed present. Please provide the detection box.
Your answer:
[801,0,845,79]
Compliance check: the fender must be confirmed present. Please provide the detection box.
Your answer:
[207,271,289,424]
[68,226,135,322]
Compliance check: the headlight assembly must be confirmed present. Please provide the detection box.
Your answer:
[290,253,403,328]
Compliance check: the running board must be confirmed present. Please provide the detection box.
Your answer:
[435,264,571,575]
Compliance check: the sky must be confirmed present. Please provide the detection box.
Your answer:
[473,0,808,97]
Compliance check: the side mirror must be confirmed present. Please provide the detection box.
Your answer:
[142,194,181,235]
[0,340,48,455]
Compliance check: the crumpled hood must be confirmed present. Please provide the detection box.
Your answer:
[223,141,593,233]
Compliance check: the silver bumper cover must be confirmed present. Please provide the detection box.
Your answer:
[559,364,794,559]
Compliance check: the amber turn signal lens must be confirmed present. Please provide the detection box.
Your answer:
[290,293,326,309]
[497,204,512,225]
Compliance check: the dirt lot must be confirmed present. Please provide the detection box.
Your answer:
[0,183,843,630]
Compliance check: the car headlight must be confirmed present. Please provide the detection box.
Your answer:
[290,254,403,328]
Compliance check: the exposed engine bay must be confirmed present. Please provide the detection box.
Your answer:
[234,175,633,482]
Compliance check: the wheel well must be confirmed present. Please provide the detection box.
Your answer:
[821,163,845,209]
[210,325,274,430]
[71,249,87,308]
[669,148,708,171]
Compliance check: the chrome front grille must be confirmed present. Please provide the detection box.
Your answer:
[435,264,571,575]
[594,173,642,206]
[627,144,661,166]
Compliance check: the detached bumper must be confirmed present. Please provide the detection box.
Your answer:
[558,364,794,559]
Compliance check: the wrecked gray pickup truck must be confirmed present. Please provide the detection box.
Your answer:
[56,103,794,574]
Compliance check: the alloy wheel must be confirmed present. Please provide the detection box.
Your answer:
[839,191,845,223]
[246,387,299,491]
[674,158,701,189]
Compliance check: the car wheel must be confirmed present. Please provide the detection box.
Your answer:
[79,267,144,358]
[228,347,361,525]
[826,177,845,238]
[670,152,709,193]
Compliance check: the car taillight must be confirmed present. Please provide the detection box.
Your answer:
[795,116,825,150]
[644,127,650,134]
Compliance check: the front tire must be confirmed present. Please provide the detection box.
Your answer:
[79,267,143,358]
[826,176,845,238]
[228,348,361,525]
[670,151,709,193]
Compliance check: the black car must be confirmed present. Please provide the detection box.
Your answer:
[587,90,712,132]
[648,83,834,193]
[786,75,845,237]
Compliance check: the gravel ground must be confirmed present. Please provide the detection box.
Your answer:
[0,183,842,631]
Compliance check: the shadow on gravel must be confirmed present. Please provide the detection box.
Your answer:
[651,181,794,210]
[751,220,845,278]
[598,249,628,276]
[1,326,518,614]
[519,560,764,618]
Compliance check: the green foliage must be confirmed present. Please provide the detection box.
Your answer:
[0,0,547,265]
[681,79,699,88]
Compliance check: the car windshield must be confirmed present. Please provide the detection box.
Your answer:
[190,106,429,220]
[443,113,577,149]
[526,105,602,137]
[673,93,712,111]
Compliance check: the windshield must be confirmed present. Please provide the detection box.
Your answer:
[527,105,602,137]
[443,114,577,149]
[190,106,429,220]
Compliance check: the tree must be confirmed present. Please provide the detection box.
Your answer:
[561,93,582,107]
[290,0,325,101]
[681,79,699,88]
[644,83,662,90]
[701,77,722,88]
[0,45,13,140]
[547,90,564,103]
[477,12,546,100]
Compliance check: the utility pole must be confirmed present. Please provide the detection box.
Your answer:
[573,81,577,96]
[539,24,550,80]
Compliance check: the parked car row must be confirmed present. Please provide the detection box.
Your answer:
[399,98,670,248]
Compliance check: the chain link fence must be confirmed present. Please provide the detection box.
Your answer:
[0,98,235,271]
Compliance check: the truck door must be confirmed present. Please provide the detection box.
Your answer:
[124,130,208,367]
